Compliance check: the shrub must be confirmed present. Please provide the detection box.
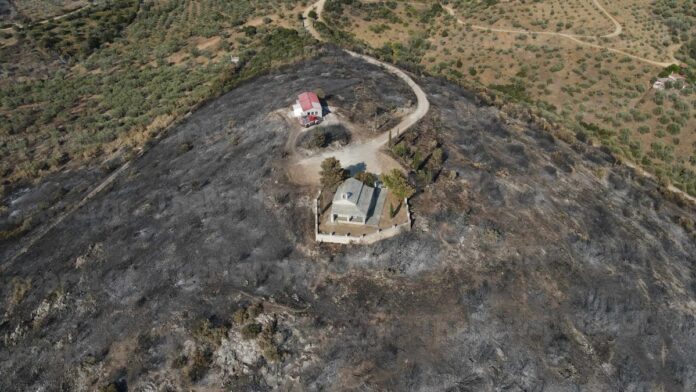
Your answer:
[178,141,193,154]
[193,319,227,347]
[241,323,262,340]
[354,171,378,185]
[185,349,212,382]
[310,131,328,148]
[319,157,348,189]
[8,277,31,310]
[381,169,415,200]
[232,308,247,325]
[667,123,681,135]
[431,148,444,167]
[258,318,282,362]
[392,142,409,158]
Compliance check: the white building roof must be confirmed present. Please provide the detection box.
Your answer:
[332,178,375,218]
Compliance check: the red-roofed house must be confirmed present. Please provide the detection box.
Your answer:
[293,92,323,126]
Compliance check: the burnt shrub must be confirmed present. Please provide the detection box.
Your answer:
[241,322,262,339]
[300,124,351,149]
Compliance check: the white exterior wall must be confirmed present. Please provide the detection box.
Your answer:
[316,196,411,245]
[295,101,323,118]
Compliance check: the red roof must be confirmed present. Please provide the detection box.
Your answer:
[298,92,320,111]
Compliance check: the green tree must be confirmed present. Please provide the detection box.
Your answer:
[354,171,378,185]
[392,142,408,158]
[320,157,347,188]
[412,149,422,169]
[381,169,415,200]
[241,323,262,340]
[310,131,327,148]
[431,148,444,167]
[308,10,318,20]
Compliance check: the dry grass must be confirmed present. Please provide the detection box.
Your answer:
[0,0,311,190]
[325,0,696,192]
[13,0,88,21]
[453,0,616,37]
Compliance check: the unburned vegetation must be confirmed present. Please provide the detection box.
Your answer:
[300,124,351,149]
[318,0,696,197]
[0,0,311,193]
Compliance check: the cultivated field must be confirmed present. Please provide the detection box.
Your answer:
[10,0,89,22]
[320,0,696,195]
[0,0,310,192]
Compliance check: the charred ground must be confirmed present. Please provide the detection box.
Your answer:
[1,49,696,391]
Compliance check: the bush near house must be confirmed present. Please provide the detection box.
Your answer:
[319,157,348,189]
[381,169,415,200]
[354,171,378,185]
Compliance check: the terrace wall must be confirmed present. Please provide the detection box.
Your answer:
[314,191,411,245]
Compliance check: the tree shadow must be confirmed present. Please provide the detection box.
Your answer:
[345,162,366,176]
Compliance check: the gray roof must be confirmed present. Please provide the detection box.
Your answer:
[332,178,375,218]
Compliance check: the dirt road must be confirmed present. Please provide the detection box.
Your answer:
[443,3,675,68]
[295,0,430,184]
[8,3,91,29]
[592,0,621,38]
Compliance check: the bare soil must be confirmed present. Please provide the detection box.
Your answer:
[1,49,696,391]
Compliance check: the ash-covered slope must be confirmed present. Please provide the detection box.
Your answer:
[1,50,695,391]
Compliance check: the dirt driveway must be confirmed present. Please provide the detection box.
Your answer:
[293,0,430,184]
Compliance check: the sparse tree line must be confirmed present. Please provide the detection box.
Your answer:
[0,0,314,190]
[24,0,140,60]
[388,118,447,186]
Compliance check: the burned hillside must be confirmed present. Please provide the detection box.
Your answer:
[1,50,696,391]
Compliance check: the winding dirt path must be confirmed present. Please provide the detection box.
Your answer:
[9,3,92,29]
[591,0,621,38]
[293,0,430,184]
[302,0,694,205]
[443,3,676,68]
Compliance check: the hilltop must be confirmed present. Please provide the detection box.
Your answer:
[2,50,696,391]
[1,1,696,390]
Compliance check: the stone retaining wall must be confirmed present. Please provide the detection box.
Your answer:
[314,191,411,245]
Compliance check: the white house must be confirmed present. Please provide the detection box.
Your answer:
[331,178,376,225]
[293,91,323,119]
[653,74,686,90]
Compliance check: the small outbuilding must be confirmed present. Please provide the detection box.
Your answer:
[293,91,323,127]
[331,178,375,225]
